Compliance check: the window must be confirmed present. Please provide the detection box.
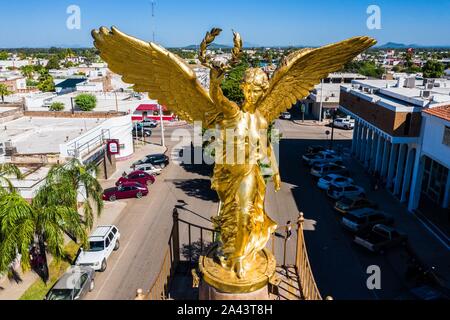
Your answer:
[443,126,450,147]
[108,232,114,241]
[404,113,412,135]
[112,227,117,235]
[105,238,111,248]
[79,273,89,287]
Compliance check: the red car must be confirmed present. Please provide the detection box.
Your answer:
[116,170,156,187]
[103,182,149,201]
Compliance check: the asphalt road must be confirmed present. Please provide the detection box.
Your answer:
[86,120,412,300]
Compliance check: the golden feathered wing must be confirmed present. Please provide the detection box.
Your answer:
[257,36,377,123]
[92,26,221,125]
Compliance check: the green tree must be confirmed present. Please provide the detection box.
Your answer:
[75,94,97,111]
[37,70,55,92]
[422,60,445,78]
[0,159,103,279]
[45,158,104,229]
[221,59,250,104]
[0,51,9,60]
[49,102,65,111]
[45,56,61,70]
[20,65,35,79]
[0,84,12,103]
[0,163,23,195]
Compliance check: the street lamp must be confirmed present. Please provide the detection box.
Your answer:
[330,109,338,150]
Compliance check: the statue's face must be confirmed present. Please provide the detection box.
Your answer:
[242,82,265,106]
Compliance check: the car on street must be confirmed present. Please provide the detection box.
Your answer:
[341,208,394,233]
[75,225,120,272]
[327,184,366,200]
[102,182,149,201]
[310,163,350,178]
[332,117,355,130]
[317,174,354,190]
[280,112,292,120]
[306,145,327,155]
[409,285,450,300]
[45,266,95,300]
[354,224,407,253]
[140,119,158,128]
[116,170,156,186]
[134,163,163,176]
[302,151,343,166]
[132,126,152,137]
[334,196,378,215]
[133,153,170,169]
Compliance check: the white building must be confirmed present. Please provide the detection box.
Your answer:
[339,78,450,234]
[408,106,450,230]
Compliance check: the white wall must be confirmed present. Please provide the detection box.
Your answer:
[60,114,134,161]
[421,114,450,167]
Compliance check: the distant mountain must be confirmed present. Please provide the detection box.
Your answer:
[377,42,450,49]
[182,42,262,49]
[183,43,232,50]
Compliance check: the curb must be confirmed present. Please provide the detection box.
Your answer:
[292,120,330,127]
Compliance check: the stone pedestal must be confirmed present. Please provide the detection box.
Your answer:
[198,243,276,300]
[199,280,270,300]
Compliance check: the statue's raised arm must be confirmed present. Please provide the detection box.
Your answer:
[257,36,377,123]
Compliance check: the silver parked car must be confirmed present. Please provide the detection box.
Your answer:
[45,266,95,300]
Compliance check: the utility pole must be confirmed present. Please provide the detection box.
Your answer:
[318,79,324,123]
[151,0,156,43]
[159,104,165,147]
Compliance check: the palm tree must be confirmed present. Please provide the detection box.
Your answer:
[0,163,23,193]
[0,192,35,274]
[0,83,12,103]
[0,159,102,282]
[45,158,104,229]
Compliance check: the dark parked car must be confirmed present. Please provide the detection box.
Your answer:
[341,208,394,233]
[306,145,327,154]
[334,196,378,215]
[354,224,407,253]
[132,126,152,137]
[310,162,350,178]
[116,170,155,187]
[102,182,149,201]
[45,266,95,300]
[133,153,169,169]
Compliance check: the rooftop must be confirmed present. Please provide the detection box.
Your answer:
[0,116,107,154]
[423,105,450,122]
[346,79,450,110]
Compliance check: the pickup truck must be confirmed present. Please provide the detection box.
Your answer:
[354,224,407,253]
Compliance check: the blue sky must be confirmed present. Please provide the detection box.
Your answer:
[0,0,449,48]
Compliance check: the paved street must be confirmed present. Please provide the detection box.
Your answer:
[85,125,218,300]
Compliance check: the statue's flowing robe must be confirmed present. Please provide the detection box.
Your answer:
[211,110,277,272]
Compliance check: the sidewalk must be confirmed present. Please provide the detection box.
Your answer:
[293,119,330,127]
[0,142,166,300]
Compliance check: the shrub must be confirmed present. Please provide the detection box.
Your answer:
[75,94,97,111]
[49,102,64,111]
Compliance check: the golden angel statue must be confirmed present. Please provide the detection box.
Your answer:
[92,26,376,286]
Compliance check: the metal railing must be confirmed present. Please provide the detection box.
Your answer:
[136,209,322,300]
[295,213,322,300]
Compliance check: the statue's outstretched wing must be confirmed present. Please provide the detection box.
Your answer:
[92,27,220,125]
[257,36,377,123]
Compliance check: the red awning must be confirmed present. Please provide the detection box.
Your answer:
[136,104,167,112]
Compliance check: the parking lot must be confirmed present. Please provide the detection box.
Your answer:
[276,119,449,299]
